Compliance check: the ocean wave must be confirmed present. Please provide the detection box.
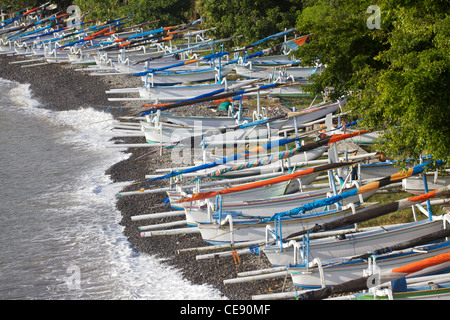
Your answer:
[0,77,224,300]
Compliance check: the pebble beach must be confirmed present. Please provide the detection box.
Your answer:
[0,55,296,300]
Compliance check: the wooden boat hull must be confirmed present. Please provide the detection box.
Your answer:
[141,65,233,86]
[170,172,320,210]
[259,83,308,97]
[161,113,251,128]
[289,241,450,289]
[142,119,285,144]
[168,180,293,210]
[345,278,450,300]
[194,201,377,245]
[112,56,180,74]
[333,129,382,145]
[402,175,450,195]
[263,217,448,267]
[247,54,296,67]
[212,146,328,178]
[358,162,401,181]
[142,122,202,143]
[136,79,255,103]
[186,187,333,222]
[282,102,340,129]
[203,119,287,146]
[235,64,321,81]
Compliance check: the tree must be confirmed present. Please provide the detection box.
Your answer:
[0,1,81,16]
[294,0,449,165]
[72,0,194,26]
[122,0,194,26]
[72,0,123,21]
[0,0,38,11]
[199,0,302,48]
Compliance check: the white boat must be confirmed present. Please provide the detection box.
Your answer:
[141,121,201,144]
[263,213,450,267]
[282,101,341,129]
[141,65,234,86]
[403,174,450,195]
[142,79,255,102]
[203,119,288,145]
[190,164,443,244]
[44,47,71,63]
[159,112,252,128]
[85,49,165,68]
[111,56,187,74]
[263,187,450,266]
[121,50,166,63]
[108,79,256,103]
[141,117,288,145]
[140,98,342,145]
[193,202,376,245]
[167,179,298,210]
[208,145,328,178]
[258,82,307,97]
[140,108,247,144]
[340,274,450,300]
[246,54,297,67]
[184,185,337,222]
[234,64,323,81]
[288,240,450,289]
[85,54,179,75]
[333,127,382,145]
[356,161,402,181]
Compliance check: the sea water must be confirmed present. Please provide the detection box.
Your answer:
[0,78,223,300]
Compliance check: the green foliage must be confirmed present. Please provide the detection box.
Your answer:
[295,0,388,99]
[72,0,194,25]
[199,0,302,48]
[122,0,194,26]
[72,0,123,21]
[0,1,83,15]
[295,0,449,165]
[0,0,39,11]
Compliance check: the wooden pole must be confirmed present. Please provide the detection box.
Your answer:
[131,210,184,221]
[223,270,288,285]
[140,227,200,237]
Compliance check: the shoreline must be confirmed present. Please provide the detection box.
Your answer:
[0,55,294,300]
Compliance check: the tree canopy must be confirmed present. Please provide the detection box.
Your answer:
[199,0,302,47]
[295,0,449,165]
[72,0,194,26]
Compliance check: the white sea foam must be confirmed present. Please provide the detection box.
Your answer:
[6,81,42,110]
[0,78,225,300]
